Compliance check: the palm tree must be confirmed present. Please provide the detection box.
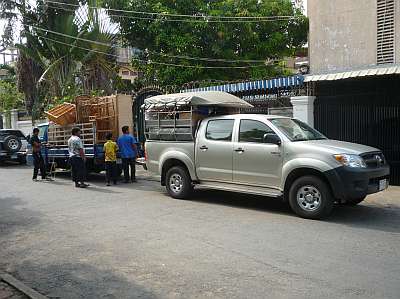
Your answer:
[16,0,117,114]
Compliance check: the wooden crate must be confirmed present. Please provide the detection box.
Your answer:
[45,103,76,126]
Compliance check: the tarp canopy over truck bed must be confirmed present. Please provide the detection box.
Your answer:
[143,91,253,110]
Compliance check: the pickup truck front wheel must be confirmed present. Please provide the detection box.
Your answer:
[166,166,192,199]
[289,176,334,219]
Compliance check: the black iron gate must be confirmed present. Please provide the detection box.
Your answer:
[133,86,165,143]
[314,76,400,185]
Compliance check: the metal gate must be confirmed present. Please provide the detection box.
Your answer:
[314,76,400,185]
[133,86,165,143]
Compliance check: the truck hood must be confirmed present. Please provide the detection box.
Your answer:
[297,139,380,155]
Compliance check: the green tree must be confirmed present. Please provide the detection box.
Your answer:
[1,0,118,116]
[0,0,18,52]
[103,0,308,86]
[0,81,24,112]
[0,64,16,83]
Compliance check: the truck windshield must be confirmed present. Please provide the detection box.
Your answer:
[270,118,327,142]
[39,126,47,140]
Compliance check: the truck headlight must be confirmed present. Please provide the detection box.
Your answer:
[334,154,367,168]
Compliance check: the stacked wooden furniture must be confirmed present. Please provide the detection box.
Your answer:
[46,94,133,146]
[45,103,76,126]
[75,94,133,143]
[75,96,117,143]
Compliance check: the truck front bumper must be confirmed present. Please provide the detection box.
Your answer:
[0,151,26,160]
[325,165,390,200]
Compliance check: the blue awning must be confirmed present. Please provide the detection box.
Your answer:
[182,75,304,93]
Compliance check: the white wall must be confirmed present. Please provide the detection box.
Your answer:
[1,110,47,136]
[290,96,316,127]
[308,0,377,74]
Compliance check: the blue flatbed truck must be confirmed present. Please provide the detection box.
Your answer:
[28,122,122,176]
[28,122,145,177]
[27,94,146,178]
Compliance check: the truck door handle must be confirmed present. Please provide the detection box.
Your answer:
[234,148,245,153]
[200,145,208,151]
[270,151,281,156]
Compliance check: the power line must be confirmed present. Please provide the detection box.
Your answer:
[44,3,294,24]
[147,51,276,64]
[45,0,297,19]
[35,34,270,69]
[43,0,301,23]
[28,24,276,65]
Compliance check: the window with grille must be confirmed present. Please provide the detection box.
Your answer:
[377,0,396,64]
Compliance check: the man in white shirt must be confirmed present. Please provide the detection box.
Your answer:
[68,127,89,188]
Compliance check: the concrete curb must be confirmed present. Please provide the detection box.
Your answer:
[0,272,47,299]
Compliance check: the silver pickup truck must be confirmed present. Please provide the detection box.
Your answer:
[144,92,390,219]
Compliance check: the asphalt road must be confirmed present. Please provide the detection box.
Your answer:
[0,164,399,299]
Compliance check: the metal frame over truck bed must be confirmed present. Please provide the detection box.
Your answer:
[143,91,253,142]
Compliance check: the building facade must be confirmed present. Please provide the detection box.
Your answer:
[116,47,141,85]
[308,0,399,74]
[306,0,400,185]
[0,47,19,65]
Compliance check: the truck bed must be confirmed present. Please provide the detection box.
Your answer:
[47,123,96,147]
[145,140,195,176]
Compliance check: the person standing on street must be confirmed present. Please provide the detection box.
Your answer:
[30,127,48,181]
[117,126,138,183]
[68,127,89,188]
[103,133,118,186]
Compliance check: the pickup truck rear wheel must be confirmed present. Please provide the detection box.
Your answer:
[166,166,192,199]
[289,175,334,219]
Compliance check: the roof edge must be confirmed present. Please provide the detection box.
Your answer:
[305,64,400,82]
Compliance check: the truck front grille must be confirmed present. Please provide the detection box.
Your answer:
[361,152,386,168]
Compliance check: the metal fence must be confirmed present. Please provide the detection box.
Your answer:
[314,76,400,185]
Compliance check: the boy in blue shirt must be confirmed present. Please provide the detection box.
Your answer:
[117,126,138,183]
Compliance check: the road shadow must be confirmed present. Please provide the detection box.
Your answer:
[0,197,43,275]
[12,261,158,299]
[185,190,400,233]
[0,161,29,169]
[327,203,400,233]
[0,196,42,239]
[51,171,162,193]
[104,180,165,193]
[188,189,293,217]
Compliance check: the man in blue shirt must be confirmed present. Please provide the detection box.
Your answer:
[117,126,138,183]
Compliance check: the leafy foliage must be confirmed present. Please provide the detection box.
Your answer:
[0,81,24,113]
[1,0,118,116]
[0,63,30,116]
[103,0,308,86]
[0,0,18,51]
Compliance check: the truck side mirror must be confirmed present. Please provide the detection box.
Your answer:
[263,133,281,145]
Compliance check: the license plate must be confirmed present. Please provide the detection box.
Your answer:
[379,179,388,191]
[11,154,18,159]
[116,158,122,165]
